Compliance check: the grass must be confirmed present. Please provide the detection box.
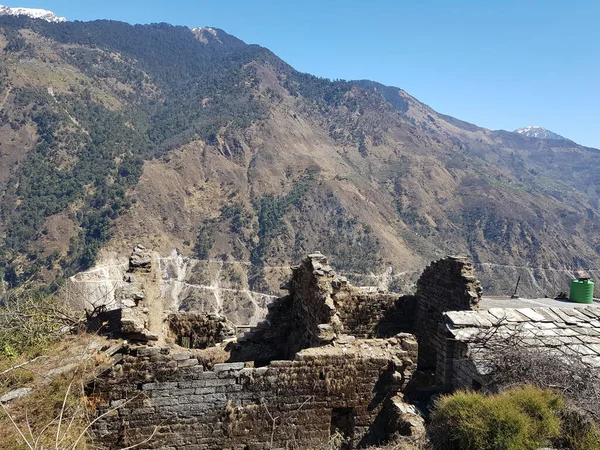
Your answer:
[0,334,111,450]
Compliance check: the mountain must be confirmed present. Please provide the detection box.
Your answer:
[0,17,598,303]
[515,126,568,141]
[0,4,65,22]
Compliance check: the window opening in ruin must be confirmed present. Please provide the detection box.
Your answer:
[319,371,325,380]
[330,407,355,449]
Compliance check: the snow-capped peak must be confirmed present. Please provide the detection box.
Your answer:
[0,4,66,23]
[515,126,567,141]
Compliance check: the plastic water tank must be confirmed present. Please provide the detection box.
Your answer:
[570,279,594,304]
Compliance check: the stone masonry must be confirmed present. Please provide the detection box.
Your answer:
[413,256,482,370]
[167,313,236,349]
[229,252,415,363]
[88,252,426,449]
[118,244,159,341]
[89,335,418,450]
[87,252,495,449]
[285,252,414,354]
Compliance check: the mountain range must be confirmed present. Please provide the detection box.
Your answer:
[0,15,598,303]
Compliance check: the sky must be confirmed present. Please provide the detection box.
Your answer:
[6,0,600,148]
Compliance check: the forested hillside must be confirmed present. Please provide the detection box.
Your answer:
[0,17,598,297]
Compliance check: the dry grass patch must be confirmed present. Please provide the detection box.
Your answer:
[0,334,113,449]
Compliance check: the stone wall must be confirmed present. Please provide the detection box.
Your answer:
[335,292,416,338]
[227,254,416,365]
[413,256,482,370]
[86,251,439,449]
[284,253,415,357]
[167,313,236,349]
[284,252,343,356]
[434,326,483,391]
[89,335,418,450]
[447,340,483,390]
[228,295,293,365]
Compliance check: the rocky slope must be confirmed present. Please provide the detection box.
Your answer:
[0,17,598,314]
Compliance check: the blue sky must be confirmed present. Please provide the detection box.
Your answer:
[7,0,600,148]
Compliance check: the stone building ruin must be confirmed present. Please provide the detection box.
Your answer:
[86,249,600,449]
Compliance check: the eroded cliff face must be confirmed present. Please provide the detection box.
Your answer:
[70,247,280,327]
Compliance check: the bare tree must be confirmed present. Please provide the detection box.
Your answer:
[466,320,600,420]
[0,291,85,357]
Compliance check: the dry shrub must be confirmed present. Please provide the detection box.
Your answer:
[0,293,82,359]
[479,343,600,421]
[0,371,90,450]
[466,319,600,447]
[192,346,231,369]
[0,334,111,450]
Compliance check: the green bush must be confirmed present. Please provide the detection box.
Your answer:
[429,386,564,450]
[558,407,600,450]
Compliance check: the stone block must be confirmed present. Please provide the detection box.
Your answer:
[212,362,245,372]
[137,347,160,357]
[178,358,199,368]
[172,352,192,361]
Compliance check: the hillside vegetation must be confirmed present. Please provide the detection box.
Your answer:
[0,17,598,296]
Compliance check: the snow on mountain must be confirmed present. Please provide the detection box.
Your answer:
[515,126,568,141]
[0,4,66,22]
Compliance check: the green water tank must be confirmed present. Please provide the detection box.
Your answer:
[570,279,595,304]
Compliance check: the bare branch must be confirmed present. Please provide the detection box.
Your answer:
[118,425,160,450]
[464,318,600,420]
[0,356,51,376]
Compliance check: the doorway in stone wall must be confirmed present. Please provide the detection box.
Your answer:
[330,407,355,449]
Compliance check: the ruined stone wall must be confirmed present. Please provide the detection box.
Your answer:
[335,292,416,338]
[180,254,415,366]
[90,335,418,450]
[285,253,342,356]
[283,253,415,356]
[227,295,293,365]
[167,313,236,349]
[414,256,482,370]
[434,327,484,391]
[109,244,164,342]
